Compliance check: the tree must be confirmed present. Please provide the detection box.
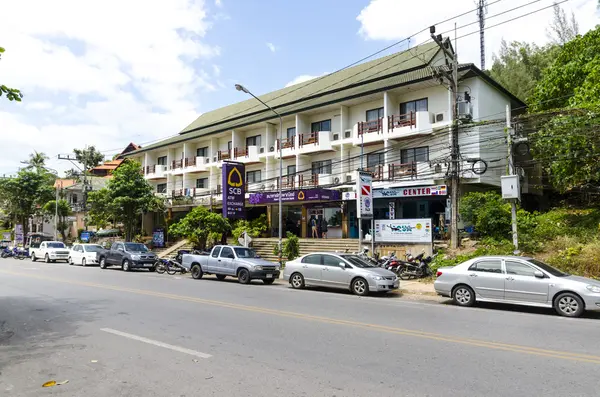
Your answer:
[0,47,23,102]
[73,146,105,172]
[169,206,231,250]
[86,188,113,229]
[22,151,49,173]
[43,199,72,242]
[546,3,579,45]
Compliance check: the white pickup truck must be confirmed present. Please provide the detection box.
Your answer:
[182,245,280,284]
[30,241,70,263]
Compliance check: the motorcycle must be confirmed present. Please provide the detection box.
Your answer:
[14,247,29,260]
[354,247,379,266]
[1,247,15,258]
[397,252,436,280]
[378,252,397,269]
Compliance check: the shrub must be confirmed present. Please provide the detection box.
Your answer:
[169,207,231,250]
[460,192,512,240]
[283,232,300,261]
[232,214,268,241]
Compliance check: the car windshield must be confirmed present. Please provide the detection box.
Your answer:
[84,245,103,252]
[47,243,66,248]
[234,248,257,258]
[340,255,375,268]
[528,259,569,277]
[124,243,149,252]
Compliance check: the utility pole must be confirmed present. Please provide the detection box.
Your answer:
[506,105,519,253]
[431,26,460,249]
[477,0,488,70]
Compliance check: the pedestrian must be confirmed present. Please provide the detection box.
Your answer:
[310,216,318,238]
[321,218,328,239]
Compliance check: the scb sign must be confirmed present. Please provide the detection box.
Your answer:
[222,162,245,219]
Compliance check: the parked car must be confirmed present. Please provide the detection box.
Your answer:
[283,252,399,296]
[30,241,70,263]
[434,255,600,317]
[97,242,157,271]
[181,245,280,284]
[69,243,104,266]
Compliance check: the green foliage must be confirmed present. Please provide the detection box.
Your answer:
[87,188,113,229]
[546,3,579,45]
[460,192,512,240]
[282,232,299,261]
[0,47,23,102]
[43,199,72,242]
[73,146,105,171]
[22,151,49,172]
[232,214,268,241]
[168,206,231,250]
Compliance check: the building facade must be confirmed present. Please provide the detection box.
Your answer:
[127,41,528,239]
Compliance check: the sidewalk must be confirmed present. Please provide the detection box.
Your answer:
[399,280,438,297]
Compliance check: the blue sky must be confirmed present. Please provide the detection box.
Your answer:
[0,0,597,176]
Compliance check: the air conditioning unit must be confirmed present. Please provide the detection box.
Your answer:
[204,158,210,164]
[259,147,265,154]
[346,174,353,183]
[334,177,340,184]
[433,112,445,123]
[333,133,339,141]
[269,146,275,152]
[260,184,266,191]
[344,130,351,138]
[457,102,472,120]
[213,156,217,162]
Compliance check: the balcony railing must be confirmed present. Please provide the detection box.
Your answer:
[171,159,183,169]
[299,132,319,147]
[299,174,318,187]
[184,157,196,167]
[146,165,156,174]
[358,118,383,135]
[234,147,248,158]
[277,137,295,150]
[388,162,417,180]
[388,112,416,129]
[278,176,295,190]
[365,164,384,181]
[218,150,231,161]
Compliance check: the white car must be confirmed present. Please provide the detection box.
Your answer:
[69,244,103,266]
[30,241,70,263]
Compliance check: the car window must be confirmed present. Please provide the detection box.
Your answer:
[301,255,322,265]
[220,247,234,259]
[234,248,257,258]
[468,260,503,273]
[84,245,103,253]
[505,261,537,277]
[211,247,221,258]
[72,245,80,251]
[47,242,66,249]
[340,255,375,268]
[124,243,148,252]
[527,259,568,277]
[322,255,343,267]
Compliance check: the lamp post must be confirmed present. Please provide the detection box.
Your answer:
[235,84,284,264]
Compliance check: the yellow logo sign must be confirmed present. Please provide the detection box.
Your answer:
[415,223,422,230]
[298,191,305,200]
[227,167,243,187]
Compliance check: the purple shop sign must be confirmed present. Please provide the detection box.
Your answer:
[222,162,245,219]
[249,188,340,205]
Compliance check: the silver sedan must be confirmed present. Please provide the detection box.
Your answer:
[434,255,600,317]
[283,253,399,296]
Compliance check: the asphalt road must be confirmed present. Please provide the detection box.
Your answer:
[1,258,600,397]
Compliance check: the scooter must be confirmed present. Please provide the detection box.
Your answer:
[397,253,434,280]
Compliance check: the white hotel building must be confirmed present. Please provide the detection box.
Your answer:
[127,40,528,239]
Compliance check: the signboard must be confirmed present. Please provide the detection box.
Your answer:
[152,228,165,248]
[374,185,447,198]
[388,202,395,219]
[80,231,91,243]
[222,162,245,219]
[249,189,340,205]
[374,218,432,243]
[15,224,23,244]
[356,171,373,219]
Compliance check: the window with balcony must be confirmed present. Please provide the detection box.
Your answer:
[287,165,296,176]
[367,153,385,168]
[400,98,428,118]
[246,135,262,147]
[246,170,262,183]
[311,119,331,132]
[366,107,384,121]
[312,160,332,175]
[157,156,167,166]
[196,178,208,189]
[287,127,296,140]
[401,146,429,163]
[196,147,208,157]
[157,183,167,193]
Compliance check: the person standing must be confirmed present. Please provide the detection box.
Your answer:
[310,216,318,238]
[321,218,328,239]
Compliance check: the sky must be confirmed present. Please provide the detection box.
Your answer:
[0,0,597,176]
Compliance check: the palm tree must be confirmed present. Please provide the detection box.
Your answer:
[22,151,49,172]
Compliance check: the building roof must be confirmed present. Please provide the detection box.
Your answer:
[89,159,123,174]
[126,41,525,156]
[54,179,77,189]
[63,176,109,192]
[115,142,141,160]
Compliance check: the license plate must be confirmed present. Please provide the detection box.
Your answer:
[143,264,153,267]
[266,274,273,278]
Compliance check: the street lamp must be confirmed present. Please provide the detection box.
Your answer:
[235,84,284,264]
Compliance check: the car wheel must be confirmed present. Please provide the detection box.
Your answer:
[290,273,305,289]
[351,278,369,296]
[263,278,275,285]
[191,264,203,280]
[31,253,37,262]
[68,257,73,265]
[45,254,50,263]
[452,285,475,307]
[122,259,130,272]
[238,269,251,284]
[216,274,226,281]
[554,292,584,318]
[99,257,106,269]
[82,258,87,267]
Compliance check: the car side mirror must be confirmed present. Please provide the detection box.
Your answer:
[339,262,346,269]
[534,270,544,279]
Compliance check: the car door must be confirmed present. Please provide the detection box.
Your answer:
[71,245,81,264]
[111,243,125,264]
[207,246,221,272]
[466,259,505,300]
[504,260,550,304]
[320,254,351,288]
[299,254,324,285]
[218,247,235,275]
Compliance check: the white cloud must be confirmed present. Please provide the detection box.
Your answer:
[266,42,277,53]
[357,0,599,68]
[213,64,221,77]
[0,0,221,175]
[285,72,329,88]
[215,0,222,6]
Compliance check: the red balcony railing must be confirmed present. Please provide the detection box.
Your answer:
[277,137,295,150]
[184,157,196,167]
[365,164,384,181]
[278,177,295,190]
[171,159,183,169]
[218,150,231,161]
[388,111,416,130]
[388,162,417,180]
[299,174,318,187]
[358,118,383,135]
[234,147,248,158]
[146,165,156,174]
[299,132,319,147]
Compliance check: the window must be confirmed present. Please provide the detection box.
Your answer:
[311,119,331,133]
[312,160,332,175]
[234,248,257,258]
[322,255,343,267]
[195,178,208,189]
[227,141,232,151]
[366,107,384,121]
[157,156,167,166]
[246,170,262,183]
[367,153,385,169]
[287,127,296,140]
[287,165,296,177]
[528,259,568,277]
[124,243,148,252]
[220,247,234,259]
[72,245,80,252]
[246,135,261,147]
[400,98,428,116]
[84,245,102,253]
[505,261,537,277]
[468,260,503,273]
[157,183,167,193]
[196,147,208,157]
[211,247,221,258]
[401,146,429,163]
[340,255,375,268]
[47,242,66,249]
[301,254,322,265]
[71,194,78,204]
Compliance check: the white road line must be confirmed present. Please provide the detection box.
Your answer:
[100,328,212,359]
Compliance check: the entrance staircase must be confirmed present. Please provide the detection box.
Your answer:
[251,238,359,263]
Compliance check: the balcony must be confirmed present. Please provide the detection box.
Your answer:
[275,137,296,159]
[298,131,332,155]
[170,159,185,175]
[146,164,167,179]
[387,111,433,139]
[354,119,384,146]
[298,173,319,188]
[184,156,210,173]
[364,164,385,181]
[277,175,297,190]
[233,146,261,163]
[388,162,417,180]
[217,150,231,162]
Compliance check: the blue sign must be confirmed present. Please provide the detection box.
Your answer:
[222,162,245,219]
[80,232,91,242]
[152,228,165,248]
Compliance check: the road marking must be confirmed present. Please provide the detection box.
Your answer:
[100,328,212,358]
[2,269,600,364]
